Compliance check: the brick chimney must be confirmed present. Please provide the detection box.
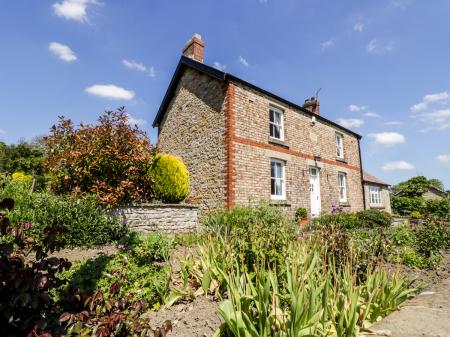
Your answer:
[182,33,205,63]
[303,97,320,115]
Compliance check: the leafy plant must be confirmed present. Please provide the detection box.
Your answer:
[150,153,190,203]
[44,108,154,206]
[0,197,72,336]
[410,210,421,219]
[294,207,307,221]
[60,278,172,337]
[0,179,127,247]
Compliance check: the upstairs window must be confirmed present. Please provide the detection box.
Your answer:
[369,185,382,205]
[336,133,344,159]
[269,107,284,141]
[270,159,285,200]
[338,172,347,202]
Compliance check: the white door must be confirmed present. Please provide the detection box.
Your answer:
[309,167,321,217]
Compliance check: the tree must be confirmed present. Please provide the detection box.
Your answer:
[44,108,154,206]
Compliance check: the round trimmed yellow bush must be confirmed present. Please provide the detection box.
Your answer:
[150,153,190,203]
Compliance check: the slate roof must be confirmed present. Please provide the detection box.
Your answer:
[363,171,390,186]
[152,56,362,140]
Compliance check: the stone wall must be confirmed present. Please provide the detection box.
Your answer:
[363,183,392,213]
[157,68,227,218]
[111,204,198,233]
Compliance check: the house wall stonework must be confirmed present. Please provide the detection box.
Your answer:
[157,68,365,218]
[363,184,392,213]
[157,68,228,217]
[230,81,364,215]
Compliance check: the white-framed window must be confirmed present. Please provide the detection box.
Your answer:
[336,133,344,159]
[338,172,347,202]
[269,107,284,141]
[270,159,286,200]
[369,185,382,205]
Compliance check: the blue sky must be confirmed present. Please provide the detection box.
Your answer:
[1,0,450,187]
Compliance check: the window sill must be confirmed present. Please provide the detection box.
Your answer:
[336,157,347,163]
[268,137,290,149]
[269,201,291,207]
[339,202,351,207]
[369,204,385,209]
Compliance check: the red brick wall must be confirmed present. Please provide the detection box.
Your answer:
[229,81,365,214]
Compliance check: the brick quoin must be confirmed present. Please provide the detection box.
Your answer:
[226,83,236,208]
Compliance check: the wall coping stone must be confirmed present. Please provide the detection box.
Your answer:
[114,203,199,209]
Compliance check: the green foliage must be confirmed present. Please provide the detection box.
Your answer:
[202,203,295,271]
[0,140,47,190]
[44,108,154,206]
[214,243,413,337]
[54,233,175,307]
[414,219,450,258]
[150,153,190,203]
[311,209,391,230]
[392,176,431,197]
[120,232,175,265]
[424,198,450,218]
[0,179,127,247]
[410,211,421,219]
[294,207,307,221]
[391,196,426,216]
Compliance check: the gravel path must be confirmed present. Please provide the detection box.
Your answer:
[366,253,450,337]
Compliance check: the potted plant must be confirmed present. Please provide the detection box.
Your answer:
[295,207,308,226]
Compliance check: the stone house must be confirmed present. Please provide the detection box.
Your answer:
[363,171,391,213]
[394,185,448,201]
[153,34,390,218]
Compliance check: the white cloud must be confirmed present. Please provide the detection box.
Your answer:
[52,0,98,23]
[382,161,414,171]
[213,61,227,71]
[353,22,364,32]
[364,112,381,118]
[85,84,135,100]
[321,39,334,49]
[369,132,405,145]
[436,154,450,164]
[348,104,367,112]
[126,114,147,127]
[239,56,249,67]
[366,38,394,53]
[337,118,364,128]
[48,42,77,62]
[411,91,448,112]
[0,129,5,134]
[385,121,403,126]
[122,59,155,77]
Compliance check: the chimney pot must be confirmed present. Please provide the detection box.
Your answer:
[182,33,205,63]
[303,97,320,116]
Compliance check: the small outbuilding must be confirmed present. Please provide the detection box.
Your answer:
[363,171,391,213]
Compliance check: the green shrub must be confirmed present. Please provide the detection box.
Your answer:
[415,219,450,258]
[294,207,307,221]
[424,198,450,218]
[391,196,425,216]
[356,209,392,228]
[310,212,359,230]
[150,153,189,203]
[202,203,295,271]
[120,232,175,265]
[0,179,127,247]
[411,210,421,219]
[54,252,170,306]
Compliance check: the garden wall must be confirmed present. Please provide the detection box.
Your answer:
[110,204,198,233]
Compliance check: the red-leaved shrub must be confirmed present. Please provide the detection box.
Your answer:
[44,108,154,206]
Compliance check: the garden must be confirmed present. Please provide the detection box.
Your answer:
[1,108,449,337]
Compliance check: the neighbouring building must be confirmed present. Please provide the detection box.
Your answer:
[393,184,448,201]
[153,34,390,218]
[363,171,391,213]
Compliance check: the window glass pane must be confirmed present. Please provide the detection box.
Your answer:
[273,125,280,139]
[271,162,275,178]
[273,111,281,124]
[271,178,276,195]
[269,110,274,123]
